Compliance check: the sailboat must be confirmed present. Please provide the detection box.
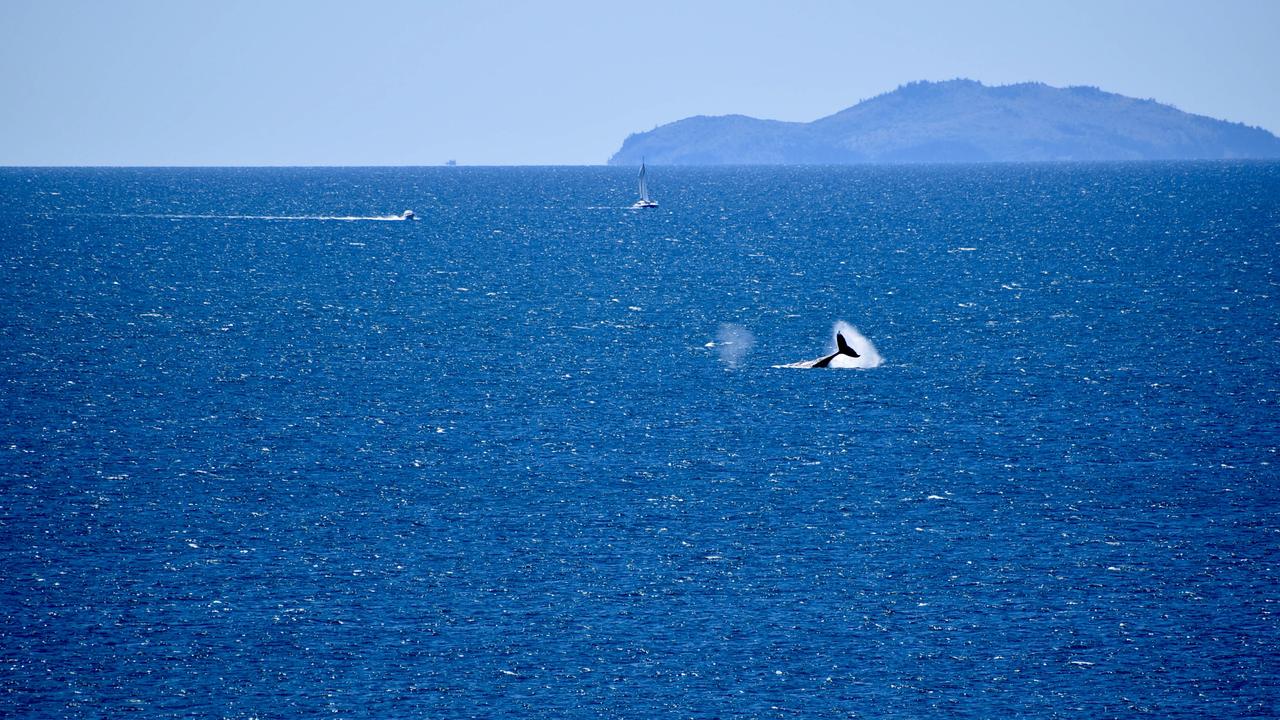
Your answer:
[632,161,658,208]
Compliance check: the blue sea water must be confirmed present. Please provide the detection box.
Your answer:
[1,164,1278,718]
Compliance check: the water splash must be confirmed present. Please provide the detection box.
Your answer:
[711,323,756,369]
[774,320,883,369]
[831,320,883,368]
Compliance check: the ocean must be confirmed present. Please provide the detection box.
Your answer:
[2,164,1278,718]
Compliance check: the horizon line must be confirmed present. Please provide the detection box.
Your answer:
[4,159,1280,170]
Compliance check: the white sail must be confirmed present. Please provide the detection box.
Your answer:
[632,160,657,208]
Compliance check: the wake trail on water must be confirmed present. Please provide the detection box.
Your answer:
[122,213,414,222]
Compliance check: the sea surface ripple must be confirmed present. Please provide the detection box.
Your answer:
[1,164,1278,718]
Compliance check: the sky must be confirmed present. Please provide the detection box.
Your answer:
[2,0,1278,166]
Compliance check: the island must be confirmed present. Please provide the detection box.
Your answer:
[608,79,1280,165]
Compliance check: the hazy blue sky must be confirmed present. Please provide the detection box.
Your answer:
[2,0,1277,165]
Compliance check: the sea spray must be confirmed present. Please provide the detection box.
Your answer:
[713,323,756,369]
[832,320,883,368]
[773,320,883,368]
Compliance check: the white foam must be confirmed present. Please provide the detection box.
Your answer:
[131,213,412,222]
[774,320,883,369]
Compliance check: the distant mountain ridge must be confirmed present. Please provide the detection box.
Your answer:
[609,80,1280,165]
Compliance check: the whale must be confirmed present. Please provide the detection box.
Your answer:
[810,332,860,367]
[775,322,883,369]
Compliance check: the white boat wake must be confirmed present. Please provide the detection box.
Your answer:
[124,213,416,222]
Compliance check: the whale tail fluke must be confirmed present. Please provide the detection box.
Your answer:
[773,321,883,369]
[835,332,860,358]
[809,330,867,368]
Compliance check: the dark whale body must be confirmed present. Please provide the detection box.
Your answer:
[811,332,860,368]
